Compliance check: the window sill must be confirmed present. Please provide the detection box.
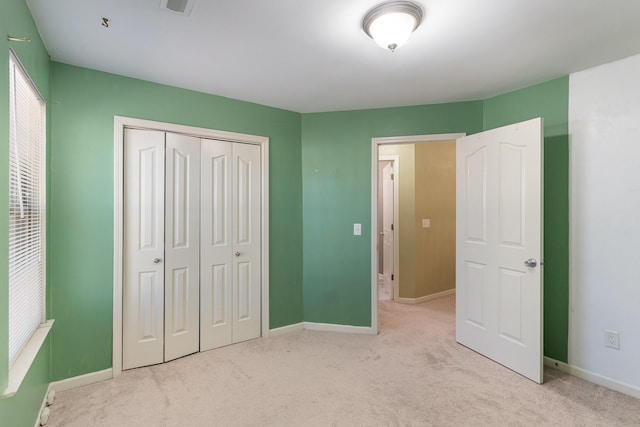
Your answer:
[2,319,54,399]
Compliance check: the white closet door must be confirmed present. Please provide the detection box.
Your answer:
[232,143,261,343]
[123,129,165,370]
[200,140,261,350]
[164,133,201,361]
[200,139,234,350]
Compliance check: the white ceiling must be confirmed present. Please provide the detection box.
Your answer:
[26,0,640,113]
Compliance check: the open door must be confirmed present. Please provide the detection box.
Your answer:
[455,118,543,383]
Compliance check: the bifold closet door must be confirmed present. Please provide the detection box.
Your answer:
[123,129,165,370]
[123,129,201,369]
[200,139,261,351]
[164,133,201,362]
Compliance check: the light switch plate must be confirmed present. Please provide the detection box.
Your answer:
[354,223,361,235]
[422,218,431,228]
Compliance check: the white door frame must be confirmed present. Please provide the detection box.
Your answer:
[113,116,270,377]
[378,155,399,301]
[371,133,465,332]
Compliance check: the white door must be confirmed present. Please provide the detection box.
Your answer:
[231,142,262,342]
[381,162,394,288]
[124,130,201,369]
[123,129,165,369]
[164,133,201,362]
[200,139,233,350]
[201,140,261,350]
[455,118,543,383]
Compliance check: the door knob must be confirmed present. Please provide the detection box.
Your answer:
[235,252,241,257]
[153,258,162,264]
[524,258,537,268]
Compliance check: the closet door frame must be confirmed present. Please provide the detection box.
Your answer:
[112,116,270,377]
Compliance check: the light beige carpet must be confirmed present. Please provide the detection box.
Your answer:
[47,296,640,426]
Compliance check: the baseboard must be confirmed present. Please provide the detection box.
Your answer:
[269,322,304,337]
[50,368,113,393]
[544,357,640,399]
[267,321,375,337]
[396,288,455,305]
[303,322,375,335]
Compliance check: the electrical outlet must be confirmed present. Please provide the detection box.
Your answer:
[605,330,620,350]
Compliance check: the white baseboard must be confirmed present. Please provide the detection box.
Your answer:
[396,288,455,305]
[303,322,375,335]
[544,357,640,399]
[269,322,304,337]
[267,321,375,337]
[50,368,113,393]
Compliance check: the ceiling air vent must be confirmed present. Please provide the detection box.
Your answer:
[160,0,195,16]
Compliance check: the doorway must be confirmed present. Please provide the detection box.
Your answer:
[370,121,544,384]
[373,135,461,313]
[113,116,270,376]
[371,134,463,329]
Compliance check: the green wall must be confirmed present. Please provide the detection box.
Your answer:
[0,0,52,425]
[301,102,483,325]
[48,63,303,380]
[483,77,570,362]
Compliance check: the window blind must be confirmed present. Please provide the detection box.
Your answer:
[8,51,46,367]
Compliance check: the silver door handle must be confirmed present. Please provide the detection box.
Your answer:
[153,258,162,264]
[524,258,537,268]
[235,252,241,257]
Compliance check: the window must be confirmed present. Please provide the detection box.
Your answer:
[8,50,46,367]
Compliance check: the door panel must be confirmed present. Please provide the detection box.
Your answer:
[456,118,543,383]
[200,139,233,350]
[464,261,486,328]
[499,144,525,245]
[498,268,524,342]
[464,147,487,242]
[232,143,261,343]
[123,129,165,370]
[164,133,201,362]
[170,268,188,333]
[236,156,251,244]
[211,264,228,325]
[236,261,251,320]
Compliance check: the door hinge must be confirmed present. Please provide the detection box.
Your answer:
[391,224,394,231]
[391,274,394,281]
[391,173,394,180]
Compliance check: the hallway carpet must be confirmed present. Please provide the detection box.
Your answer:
[46,296,640,426]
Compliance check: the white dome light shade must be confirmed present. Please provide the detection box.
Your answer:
[368,12,417,51]
[363,1,423,52]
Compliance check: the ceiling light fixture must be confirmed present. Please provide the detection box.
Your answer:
[362,1,423,52]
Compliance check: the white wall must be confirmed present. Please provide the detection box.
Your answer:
[569,53,640,392]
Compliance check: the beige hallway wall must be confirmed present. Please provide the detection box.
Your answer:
[414,141,456,297]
